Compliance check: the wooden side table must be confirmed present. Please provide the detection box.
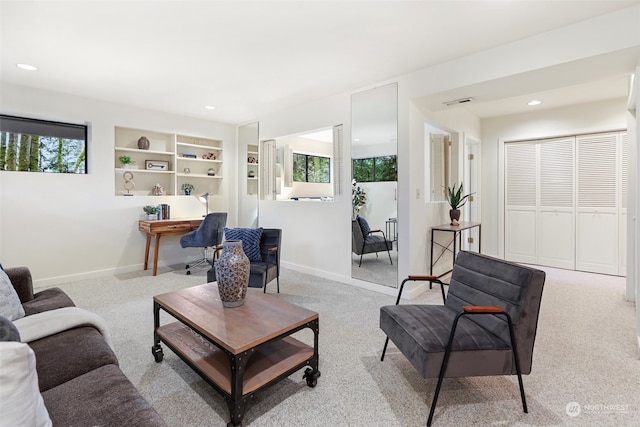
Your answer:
[138,218,202,276]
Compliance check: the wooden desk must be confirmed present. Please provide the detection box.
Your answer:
[139,218,202,276]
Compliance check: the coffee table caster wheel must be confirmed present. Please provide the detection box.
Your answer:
[152,345,164,363]
[303,367,320,388]
[227,423,241,427]
[186,270,191,275]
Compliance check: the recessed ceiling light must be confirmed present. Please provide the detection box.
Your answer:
[16,63,38,71]
[528,100,542,106]
[204,105,216,110]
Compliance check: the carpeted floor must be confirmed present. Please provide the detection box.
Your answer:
[52,264,639,426]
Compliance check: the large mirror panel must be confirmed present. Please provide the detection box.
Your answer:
[351,83,398,287]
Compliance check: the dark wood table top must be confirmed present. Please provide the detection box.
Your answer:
[154,283,318,354]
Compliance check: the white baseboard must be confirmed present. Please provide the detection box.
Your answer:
[280,261,428,299]
[33,264,145,289]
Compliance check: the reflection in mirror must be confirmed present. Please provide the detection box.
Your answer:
[239,122,259,226]
[351,83,398,288]
[426,123,452,202]
[272,127,335,202]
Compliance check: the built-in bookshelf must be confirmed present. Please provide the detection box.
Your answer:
[114,127,223,196]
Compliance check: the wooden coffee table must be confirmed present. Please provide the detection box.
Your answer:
[151,283,320,426]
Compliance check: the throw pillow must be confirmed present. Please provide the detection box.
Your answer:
[0,268,25,321]
[357,215,371,236]
[0,341,53,427]
[224,227,263,262]
[0,315,20,342]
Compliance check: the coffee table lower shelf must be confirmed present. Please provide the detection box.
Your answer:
[156,322,315,395]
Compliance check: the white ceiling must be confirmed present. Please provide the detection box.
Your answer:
[1,1,639,125]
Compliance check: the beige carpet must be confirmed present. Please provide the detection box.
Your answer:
[51,264,639,426]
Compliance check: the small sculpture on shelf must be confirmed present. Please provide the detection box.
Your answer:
[152,183,164,196]
[122,171,135,196]
[248,156,257,163]
[137,136,150,150]
[207,168,216,176]
[202,152,217,160]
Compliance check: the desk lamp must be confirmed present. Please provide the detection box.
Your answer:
[198,192,210,217]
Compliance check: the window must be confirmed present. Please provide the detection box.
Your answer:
[0,115,88,173]
[353,155,397,182]
[293,153,330,183]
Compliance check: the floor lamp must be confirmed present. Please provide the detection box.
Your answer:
[198,192,209,217]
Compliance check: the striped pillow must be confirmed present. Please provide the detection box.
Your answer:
[224,227,263,262]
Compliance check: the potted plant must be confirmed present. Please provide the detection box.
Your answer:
[446,183,474,226]
[352,179,367,219]
[118,155,135,169]
[143,205,159,220]
[181,183,194,195]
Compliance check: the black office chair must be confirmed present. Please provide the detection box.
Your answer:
[180,212,227,275]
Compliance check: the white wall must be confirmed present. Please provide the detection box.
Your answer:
[481,98,628,258]
[0,83,236,286]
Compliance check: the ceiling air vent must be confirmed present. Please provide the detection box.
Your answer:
[443,97,474,107]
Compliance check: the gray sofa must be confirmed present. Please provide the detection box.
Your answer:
[4,267,167,426]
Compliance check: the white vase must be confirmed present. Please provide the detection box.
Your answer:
[215,240,250,307]
[147,214,158,220]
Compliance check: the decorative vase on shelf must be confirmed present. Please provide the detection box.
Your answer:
[137,136,150,150]
[215,240,250,308]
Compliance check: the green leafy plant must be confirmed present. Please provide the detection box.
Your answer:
[118,155,134,166]
[352,179,367,218]
[447,183,474,210]
[143,205,159,215]
[181,183,194,194]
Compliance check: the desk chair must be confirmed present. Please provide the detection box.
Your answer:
[180,212,227,275]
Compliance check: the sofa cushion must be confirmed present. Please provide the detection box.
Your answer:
[0,315,21,342]
[42,364,167,427]
[0,341,52,427]
[224,227,263,262]
[0,268,25,320]
[27,326,119,392]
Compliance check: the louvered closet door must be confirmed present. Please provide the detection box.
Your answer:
[505,142,537,264]
[576,132,619,275]
[538,137,575,269]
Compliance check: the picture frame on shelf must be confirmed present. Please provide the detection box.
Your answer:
[145,160,169,171]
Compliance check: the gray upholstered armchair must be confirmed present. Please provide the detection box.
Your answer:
[352,216,393,267]
[380,251,546,426]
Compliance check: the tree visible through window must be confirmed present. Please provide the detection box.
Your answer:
[0,115,87,173]
[353,155,397,182]
[293,153,330,183]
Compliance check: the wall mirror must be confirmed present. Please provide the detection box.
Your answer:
[271,127,336,202]
[351,83,398,288]
[238,121,259,226]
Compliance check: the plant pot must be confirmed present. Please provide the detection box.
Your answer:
[215,240,250,308]
[147,214,158,220]
[449,209,461,226]
[184,190,191,196]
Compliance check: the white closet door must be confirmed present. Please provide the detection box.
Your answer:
[505,142,537,263]
[538,137,575,269]
[576,132,619,275]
